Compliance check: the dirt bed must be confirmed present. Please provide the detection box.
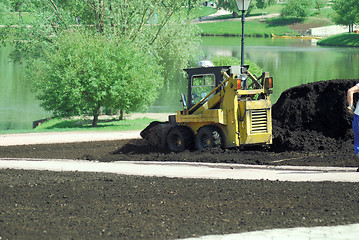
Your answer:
[2,169,359,240]
[1,79,359,239]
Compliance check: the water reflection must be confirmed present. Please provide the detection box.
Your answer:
[0,46,48,130]
[201,37,359,104]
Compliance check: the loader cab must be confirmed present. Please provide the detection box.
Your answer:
[183,66,231,110]
[191,74,216,105]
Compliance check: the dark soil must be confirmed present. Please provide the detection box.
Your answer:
[287,19,332,35]
[1,79,359,239]
[2,169,359,240]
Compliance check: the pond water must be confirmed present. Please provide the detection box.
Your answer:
[1,37,359,130]
[149,37,359,112]
[0,46,49,130]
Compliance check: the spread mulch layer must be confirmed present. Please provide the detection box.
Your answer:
[1,169,359,239]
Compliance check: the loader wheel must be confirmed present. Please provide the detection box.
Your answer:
[195,126,222,150]
[167,126,194,152]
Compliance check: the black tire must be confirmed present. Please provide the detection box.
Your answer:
[167,126,194,152]
[195,125,222,150]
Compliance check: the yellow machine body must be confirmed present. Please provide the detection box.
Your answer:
[141,65,273,152]
[175,67,273,148]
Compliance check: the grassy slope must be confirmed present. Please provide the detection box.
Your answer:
[198,5,334,37]
[211,3,284,21]
[199,20,296,37]
[188,6,217,19]
[318,33,359,47]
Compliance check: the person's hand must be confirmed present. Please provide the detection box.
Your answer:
[348,105,354,115]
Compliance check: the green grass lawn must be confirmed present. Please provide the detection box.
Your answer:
[211,3,284,21]
[310,7,335,21]
[35,117,156,132]
[0,117,156,134]
[249,3,285,16]
[198,4,334,37]
[0,12,36,25]
[198,20,297,37]
[318,33,359,47]
[187,6,217,19]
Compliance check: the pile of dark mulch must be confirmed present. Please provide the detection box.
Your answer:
[271,79,358,152]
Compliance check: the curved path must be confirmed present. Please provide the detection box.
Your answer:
[193,9,280,24]
[0,130,141,146]
[0,158,358,182]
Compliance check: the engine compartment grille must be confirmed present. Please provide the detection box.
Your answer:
[250,109,268,133]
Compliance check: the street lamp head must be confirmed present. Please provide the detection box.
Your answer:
[235,0,252,11]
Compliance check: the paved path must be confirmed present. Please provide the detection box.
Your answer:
[0,130,141,146]
[182,223,359,240]
[194,9,280,24]
[1,159,358,182]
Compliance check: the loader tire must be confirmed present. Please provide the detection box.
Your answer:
[167,126,194,152]
[195,126,222,150]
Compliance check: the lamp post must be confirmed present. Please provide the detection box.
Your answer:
[235,0,251,70]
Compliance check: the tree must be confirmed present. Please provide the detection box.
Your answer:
[332,0,359,33]
[210,55,263,77]
[30,31,164,127]
[256,0,276,10]
[314,0,327,12]
[1,0,201,126]
[280,0,314,19]
[216,0,255,18]
[186,0,201,17]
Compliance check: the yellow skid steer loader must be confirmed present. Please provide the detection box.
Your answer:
[141,65,273,152]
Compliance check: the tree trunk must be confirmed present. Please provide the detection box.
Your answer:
[92,114,99,127]
[92,106,101,127]
[119,109,124,120]
[98,0,104,34]
[349,23,354,33]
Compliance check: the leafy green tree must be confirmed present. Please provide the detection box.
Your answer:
[30,31,164,127]
[210,55,263,77]
[256,0,276,9]
[216,0,255,18]
[314,0,327,12]
[280,0,314,19]
[186,0,201,17]
[332,0,359,32]
[1,0,201,126]
[2,0,200,77]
